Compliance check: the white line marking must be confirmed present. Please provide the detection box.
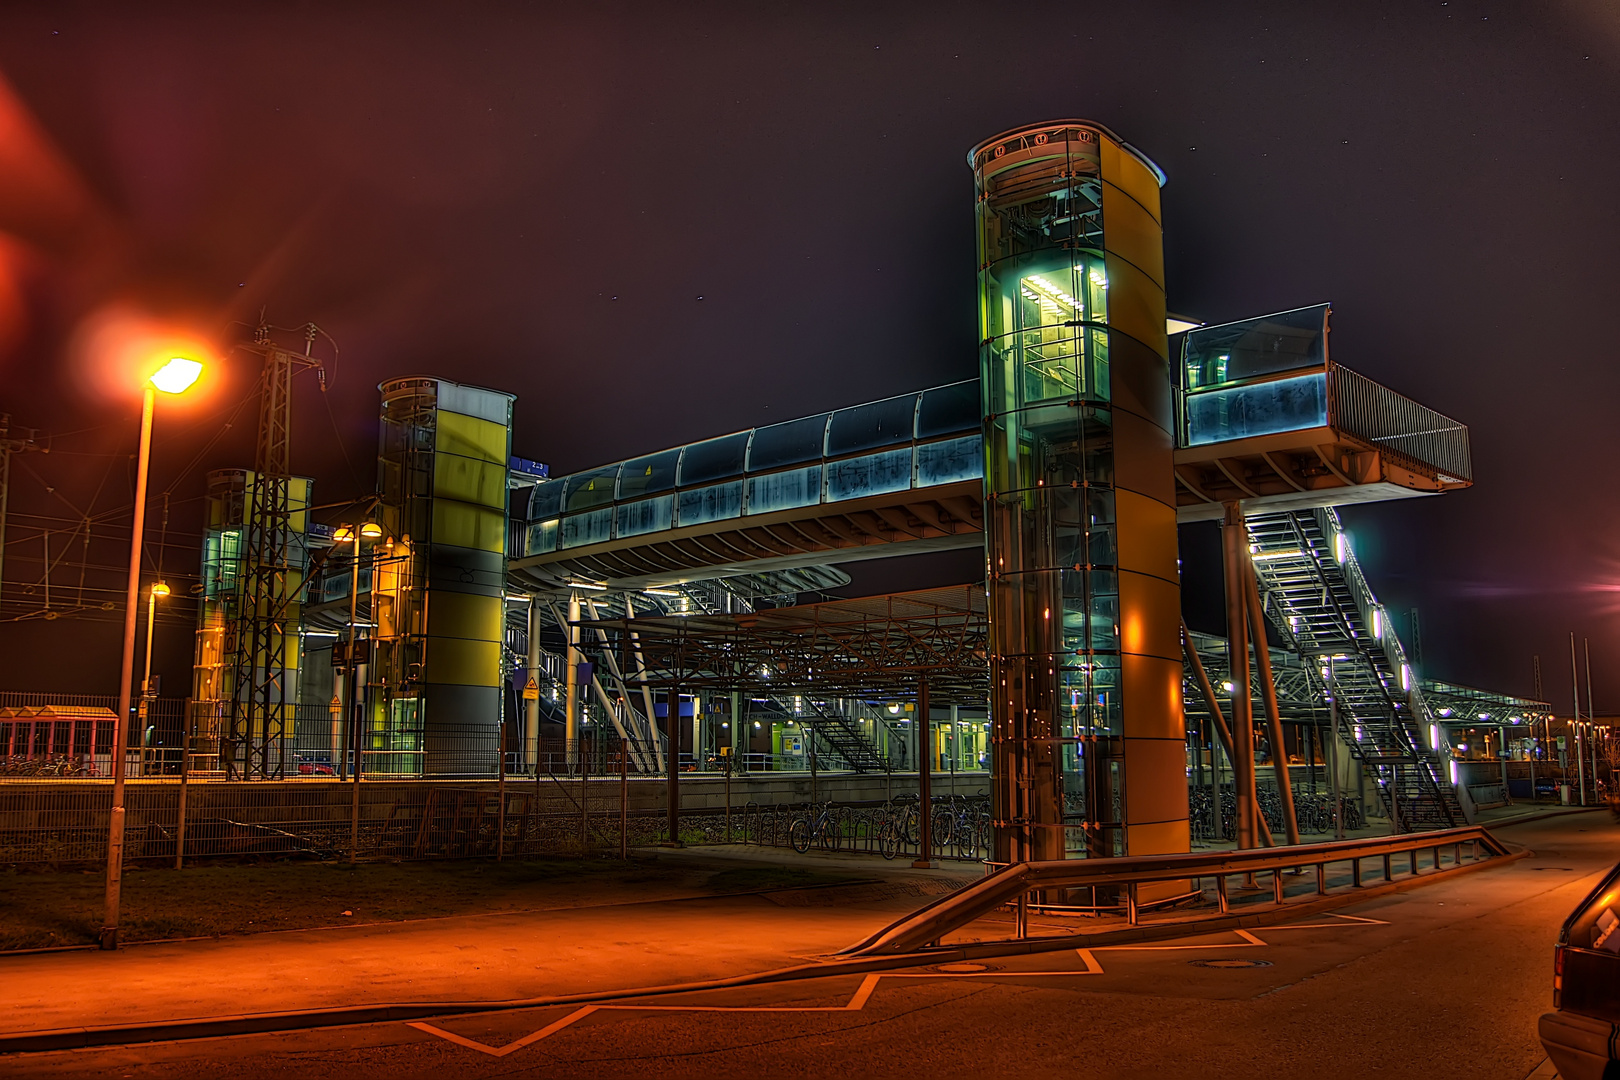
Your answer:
[409,918,1385,1057]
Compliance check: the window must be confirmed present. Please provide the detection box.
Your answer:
[826,394,919,457]
[677,482,743,527]
[617,495,674,538]
[618,450,679,499]
[679,433,749,487]
[560,507,612,548]
[916,436,982,487]
[563,467,618,513]
[826,448,913,502]
[746,466,821,514]
[747,414,829,471]
[916,382,980,439]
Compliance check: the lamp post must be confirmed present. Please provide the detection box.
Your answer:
[137,580,170,776]
[334,519,384,863]
[103,356,202,950]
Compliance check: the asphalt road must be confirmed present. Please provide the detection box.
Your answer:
[11,813,1616,1080]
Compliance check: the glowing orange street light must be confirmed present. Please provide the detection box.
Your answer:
[103,356,204,951]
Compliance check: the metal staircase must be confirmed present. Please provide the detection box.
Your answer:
[1245,507,1464,830]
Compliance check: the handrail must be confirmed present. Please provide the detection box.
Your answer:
[841,825,1509,956]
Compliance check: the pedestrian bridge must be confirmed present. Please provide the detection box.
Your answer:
[508,304,1472,592]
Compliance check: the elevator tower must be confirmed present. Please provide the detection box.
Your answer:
[972,121,1187,864]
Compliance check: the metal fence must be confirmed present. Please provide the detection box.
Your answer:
[1329,363,1473,482]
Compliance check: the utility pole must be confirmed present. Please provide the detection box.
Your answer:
[0,415,41,618]
[1571,632,1585,807]
[223,325,326,780]
[1532,655,1543,802]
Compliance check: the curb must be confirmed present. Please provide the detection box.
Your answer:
[0,845,1525,1056]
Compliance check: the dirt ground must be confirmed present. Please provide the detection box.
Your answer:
[0,856,851,951]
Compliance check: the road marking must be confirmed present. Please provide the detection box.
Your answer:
[409,916,1387,1057]
[408,1005,597,1057]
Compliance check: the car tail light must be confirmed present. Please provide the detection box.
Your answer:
[1553,945,1564,1007]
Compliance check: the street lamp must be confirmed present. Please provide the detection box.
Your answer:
[103,356,202,950]
[333,518,386,863]
[137,580,171,776]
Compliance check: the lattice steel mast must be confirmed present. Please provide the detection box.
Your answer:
[222,324,325,779]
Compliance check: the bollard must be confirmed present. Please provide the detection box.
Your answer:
[1216,873,1230,914]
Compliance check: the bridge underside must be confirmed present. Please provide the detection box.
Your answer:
[1172,427,1469,523]
[509,479,984,591]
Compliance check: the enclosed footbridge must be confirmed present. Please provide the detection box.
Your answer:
[510,305,1470,593]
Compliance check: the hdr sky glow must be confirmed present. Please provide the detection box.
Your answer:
[0,1,1615,709]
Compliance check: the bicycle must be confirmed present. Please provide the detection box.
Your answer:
[789,802,843,853]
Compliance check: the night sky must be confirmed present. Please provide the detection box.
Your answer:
[0,2,1615,712]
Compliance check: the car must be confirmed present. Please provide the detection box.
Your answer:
[1539,858,1620,1080]
[296,759,336,776]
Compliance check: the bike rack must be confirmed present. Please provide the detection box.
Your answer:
[839,824,1512,956]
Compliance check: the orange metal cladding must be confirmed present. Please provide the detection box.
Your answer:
[972,121,1186,874]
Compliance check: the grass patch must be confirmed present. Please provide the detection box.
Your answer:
[0,855,757,952]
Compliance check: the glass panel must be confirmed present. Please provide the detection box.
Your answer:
[677,481,743,527]
[616,495,673,538]
[745,466,822,514]
[563,467,618,513]
[679,433,749,486]
[826,394,919,457]
[916,381,980,438]
[916,435,983,487]
[526,518,558,555]
[1182,303,1329,390]
[527,480,563,522]
[559,507,612,548]
[618,449,679,499]
[1185,371,1328,446]
[826,447,913,502]
[747,414,828,471]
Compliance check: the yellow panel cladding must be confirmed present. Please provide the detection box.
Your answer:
[1114,490,1179,581]
[434,455,507,510]
[426,590,504,644]
[437,411,508,466]
[427,637,503,687]
[431,502,506,552]
[1101,182,1165,291]
[1103,253,1169,361]
[1099,136,1163,222]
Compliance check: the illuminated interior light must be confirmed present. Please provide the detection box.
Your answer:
[1371,609,1382,638]
[1334,533,1348,563]
[1252,550,1302,561]
[1449,759,1459,785]
[1430,724,1440,750]
[1222,681,1235,693]
[1401,664,1411,691]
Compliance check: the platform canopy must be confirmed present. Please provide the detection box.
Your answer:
[581,584,990,705]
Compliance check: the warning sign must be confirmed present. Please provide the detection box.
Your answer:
[522,677,540,701]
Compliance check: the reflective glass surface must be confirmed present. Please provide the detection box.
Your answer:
[679,433,749,487]
[915,381,980,438]
[677,481,743,526]
[563,467,617,513]
[826,394,919,457]
[747,415,829,471]
[826,447,912,502]
[746,465,821,515]
[560,507,612,548]
[1182,303,1328,390]
[1184,371,1328,445]
[617,495,674,538]
[618,450,679,499]
[916,435,982,487]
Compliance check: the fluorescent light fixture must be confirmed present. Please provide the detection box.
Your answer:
[1371,609,1382,638]
[1252,550,1301,561]
[642,588,681,597]
[1401,664,1411,691]
[1334,533,1349,563]
[566,581,608,591]
[1449,759,1458,785]
[1430,724,1440,750]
